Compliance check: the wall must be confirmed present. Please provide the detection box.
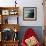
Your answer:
[0,0,15,7]
[0,0,44,26]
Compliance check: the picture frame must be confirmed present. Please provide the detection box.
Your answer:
[23,7,37,21]
[2,10,9,15]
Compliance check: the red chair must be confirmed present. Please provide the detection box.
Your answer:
[21,28,41,46]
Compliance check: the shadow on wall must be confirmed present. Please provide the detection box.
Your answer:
[18,26,44,44]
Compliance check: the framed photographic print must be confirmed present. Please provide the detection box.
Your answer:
[2,10,9,15]
[23,7,37,21]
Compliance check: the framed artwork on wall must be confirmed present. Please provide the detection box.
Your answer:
[2,10,9,15]
[23,7,37,21]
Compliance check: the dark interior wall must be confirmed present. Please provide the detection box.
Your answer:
[18,26,44,43]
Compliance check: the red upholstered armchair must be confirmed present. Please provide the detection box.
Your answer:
[21,28,41,46]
